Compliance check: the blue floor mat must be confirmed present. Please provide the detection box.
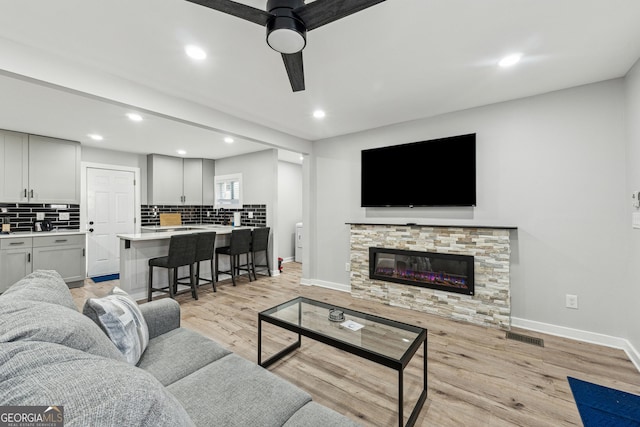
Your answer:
[90,273,119,283]
[568,376,640,426]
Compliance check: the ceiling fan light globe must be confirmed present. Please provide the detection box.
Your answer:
[267,29,305,54]
[266,16,306,54]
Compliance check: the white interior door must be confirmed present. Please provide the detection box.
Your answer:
[86,168,135,277]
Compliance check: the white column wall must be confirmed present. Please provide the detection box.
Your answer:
[625,59,640,352]
[277,161,302,261]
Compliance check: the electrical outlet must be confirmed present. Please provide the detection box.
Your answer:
[345,262,351,272]
[248,211,254,219]
[59,212,70,221]
[36,212,45,220]
[206,211,210,217]
[566,294,578,309]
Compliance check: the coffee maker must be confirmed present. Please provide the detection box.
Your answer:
[34,219,53,232]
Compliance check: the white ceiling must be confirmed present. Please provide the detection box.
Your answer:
[0,0,639,160]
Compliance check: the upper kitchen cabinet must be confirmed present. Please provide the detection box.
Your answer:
[0,130,28,202]
[147,154,214,205]
[0,131,81,204]
[28,135,81,204]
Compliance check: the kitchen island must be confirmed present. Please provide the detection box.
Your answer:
[117,225,251,300]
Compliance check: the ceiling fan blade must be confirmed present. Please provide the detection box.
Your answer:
[281,52,305,92]
[185,0,271,26]
[295,0,387,31]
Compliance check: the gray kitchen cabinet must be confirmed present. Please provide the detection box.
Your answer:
[147,154,184,205]
[0,130,81,204]
[0,237,33,293]
[0,130,28,202]
[183,158,203,204]
[147,155,214,205]
[32,235,86,286]
[202,158,215,205]
[28,135,81,204]
[0,234,86,293]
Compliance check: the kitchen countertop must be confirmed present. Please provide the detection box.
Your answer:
[118,225,250,241]
[0,230,87,239]
[140,224,232,232]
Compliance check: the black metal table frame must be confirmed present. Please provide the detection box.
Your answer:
[258,297,427,427]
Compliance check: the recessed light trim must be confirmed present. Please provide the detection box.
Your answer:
[224,137,234,144]
[313,110,326,119]
[499,53,522,68]
[185,45,207,60]
[127,113,143,122]
[88,134,103,141]
[176,149,187,155]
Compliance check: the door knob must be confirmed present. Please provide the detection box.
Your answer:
[89,221,94,225]
[89,228,94,232]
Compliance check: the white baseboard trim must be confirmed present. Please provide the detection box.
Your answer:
[512,317,640,373]
[300,278,350,293]
[281,256,295,263]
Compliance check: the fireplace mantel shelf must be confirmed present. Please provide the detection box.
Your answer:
[347,222,517,230]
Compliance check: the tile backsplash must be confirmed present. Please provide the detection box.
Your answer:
[0,203,80,233]
[0,203,267,232]
[141,204,267,227]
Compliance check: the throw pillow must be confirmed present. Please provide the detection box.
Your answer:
[83,287,149,365]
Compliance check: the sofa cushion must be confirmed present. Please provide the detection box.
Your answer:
[283,401,361,426]
[0,341,194,427]
[0,298,124,362]
[167,353,312,427]
[83,286,149,364]
[1,270,77,311]
[138,328,232,386]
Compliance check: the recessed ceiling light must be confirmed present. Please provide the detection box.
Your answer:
[127,113,143,122]
[88,134,103,141]
[313,110,326,119]
[224,137,234,144]
[498,53,522,68]
[177,149,187,155]
[185,45,207,60]
[299,156,304,161]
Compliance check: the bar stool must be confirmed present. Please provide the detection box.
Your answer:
[215,228,253,286]
[194,232,217,292]
[250,227,271,280]
[148,234,198,302]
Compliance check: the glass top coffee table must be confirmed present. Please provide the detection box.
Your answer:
[258,297,427,427]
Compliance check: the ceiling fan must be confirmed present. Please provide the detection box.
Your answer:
[185,0,387,92]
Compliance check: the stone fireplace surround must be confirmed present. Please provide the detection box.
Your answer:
[349,223,515,330]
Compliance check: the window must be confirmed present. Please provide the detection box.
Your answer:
[214,173,242,209]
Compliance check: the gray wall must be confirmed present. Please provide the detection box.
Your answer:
[308,79,631,339]
[277,160,302,261]
[81,146,148,203]
[625,59,640,351]
[216,149,279,270]
[215,149,277,207]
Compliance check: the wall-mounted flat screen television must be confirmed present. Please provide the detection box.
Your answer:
[361,133,476,207]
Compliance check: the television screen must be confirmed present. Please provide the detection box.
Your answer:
[361,133,476,207]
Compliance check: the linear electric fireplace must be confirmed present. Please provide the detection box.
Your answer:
[369,247,475,295]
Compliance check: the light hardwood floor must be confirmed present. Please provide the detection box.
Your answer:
[71,263,640,426]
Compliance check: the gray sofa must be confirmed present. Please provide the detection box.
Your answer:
[0,270,360,426]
